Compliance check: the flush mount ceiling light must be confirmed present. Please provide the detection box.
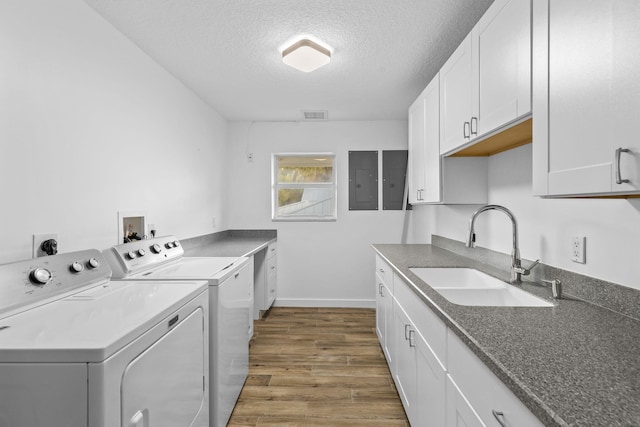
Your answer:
[282,38,331,73]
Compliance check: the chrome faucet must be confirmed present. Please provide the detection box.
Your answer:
[466,205,539,284]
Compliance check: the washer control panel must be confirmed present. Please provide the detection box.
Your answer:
[104,235,183,278]
[0,249,111,318]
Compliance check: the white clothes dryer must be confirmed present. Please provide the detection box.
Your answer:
[104,236,252,427]
[0,249,209,427]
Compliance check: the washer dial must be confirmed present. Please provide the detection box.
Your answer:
[29,268,52,285]
[70,261,84,273]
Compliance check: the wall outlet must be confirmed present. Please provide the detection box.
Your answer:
[32,233,58,258]
[572,236,586,264]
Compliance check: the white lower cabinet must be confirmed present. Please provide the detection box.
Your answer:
[254,242,277,319]
[375,273,394,365]
[391,277,447,426]
[446,375,486,427]
[447,329,543,427]
[374,255,543,427]
[375,255,395,367]
[393,300,447,426]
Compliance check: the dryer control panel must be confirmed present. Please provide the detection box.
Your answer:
[104,236,184,278]
[0,249,111,318]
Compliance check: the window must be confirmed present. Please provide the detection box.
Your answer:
[272,153,337,221]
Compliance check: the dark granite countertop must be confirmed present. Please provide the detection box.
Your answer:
[372,244,640,427]
[181,230,276,258]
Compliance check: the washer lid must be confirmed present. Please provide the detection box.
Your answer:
[132,257,244,282]
[0,280,207,363]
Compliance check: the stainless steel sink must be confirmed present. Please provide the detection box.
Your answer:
[408,267,553,307]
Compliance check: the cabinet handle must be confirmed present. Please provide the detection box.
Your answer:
[378,283,384,296]
[234,272,240,278]
[404,324,411,340]
[379,268,385,274]
[492,410,506,427]
[616,147,631,184]
[471,117,478,136]
[408,329,416,348]
[463,121,471,139]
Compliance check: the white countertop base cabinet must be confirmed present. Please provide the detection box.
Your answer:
[374,252,542,427]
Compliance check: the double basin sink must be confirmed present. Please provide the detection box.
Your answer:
[408,268,553,307]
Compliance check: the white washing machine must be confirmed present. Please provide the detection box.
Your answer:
[0,249,209,427]
[103,236,252,427]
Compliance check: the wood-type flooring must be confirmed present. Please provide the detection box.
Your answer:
[228,307,409,427]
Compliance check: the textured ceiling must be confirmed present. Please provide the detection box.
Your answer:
[84,0,493,121]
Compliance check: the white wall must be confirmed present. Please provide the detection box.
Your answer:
[0,0,228,263]
[227,121,408,306]
[407,144,640,291]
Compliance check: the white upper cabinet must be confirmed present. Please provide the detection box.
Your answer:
[440,0,532,155]
[533,0,640,196]
[408,75,442,204]
[408,85,427,204]
[408,74,488,205]
[440,34,474,155]
[475,0,531,136]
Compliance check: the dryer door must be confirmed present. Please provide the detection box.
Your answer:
[121,308,206,427]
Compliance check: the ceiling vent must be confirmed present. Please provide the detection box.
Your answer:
[302,110,328,121]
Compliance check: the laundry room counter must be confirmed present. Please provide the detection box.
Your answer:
[181,230,276,258]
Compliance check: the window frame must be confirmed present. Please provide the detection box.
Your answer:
[271,152,337,222]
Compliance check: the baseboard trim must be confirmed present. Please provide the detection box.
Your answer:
[273,298,376,309]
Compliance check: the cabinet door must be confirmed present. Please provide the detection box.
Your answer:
[533,0,640,196]
[392,300,418,424]
[446,376,487,427]
[475,0,531,136]
[422,75,442,203]
[408,91,426,204]
[382,283,395,370]
[415,330,446,426]
[409,75,441,204]
[375,275,390,361]
[440,33,474,154]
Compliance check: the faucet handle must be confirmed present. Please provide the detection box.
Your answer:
[514,259,540,276]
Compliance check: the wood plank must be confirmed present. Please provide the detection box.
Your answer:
[230,307,408,425]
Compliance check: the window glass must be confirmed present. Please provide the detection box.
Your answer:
[272,154,336,221]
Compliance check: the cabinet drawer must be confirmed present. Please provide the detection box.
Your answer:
[266,254,277,275]
[267,242,277,259]
[375,254,393,291]
[447,329,543,427]
[394,274,447,367]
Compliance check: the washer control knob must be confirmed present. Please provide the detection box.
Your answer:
[151,244,162,254]
[87,258,100,269]
[30,268,52,285]
[70,261,84,273]
[127,251,137,260]
[172,240,180,247]
[165,242,174,249]
[137,249,146,257]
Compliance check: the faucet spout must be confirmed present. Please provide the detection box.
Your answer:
[466,205,523,283]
